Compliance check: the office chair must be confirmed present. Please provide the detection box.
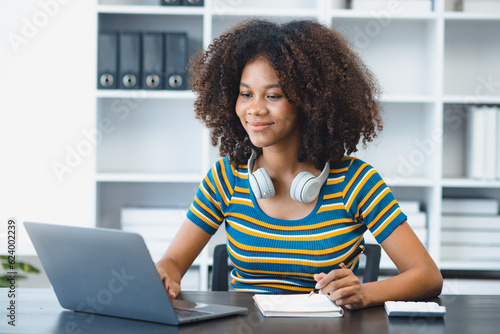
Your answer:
[211,243,382,291]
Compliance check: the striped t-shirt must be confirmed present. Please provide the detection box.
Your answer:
[187,156,407,293]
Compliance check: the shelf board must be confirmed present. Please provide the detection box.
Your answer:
[96,90,438,103]
[330,9,437,20]
[442,178,500,188]
[381,94,437,103]
[384,177,437,187]
[96,173,204,183]
[97,4,205,15]
[96,89,195,99]
[444,11,500,21]
[442,95,500,105]
[211,7,319,18]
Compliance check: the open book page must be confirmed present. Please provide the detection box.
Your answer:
[253,294,343,317]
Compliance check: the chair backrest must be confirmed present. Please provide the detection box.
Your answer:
[355,243,381,283]
[211,243,382,291]
[211,244,233,291]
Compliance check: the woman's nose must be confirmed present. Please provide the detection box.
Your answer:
[248,98,267,115]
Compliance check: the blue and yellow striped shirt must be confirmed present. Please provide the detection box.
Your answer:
[187,156,407,293]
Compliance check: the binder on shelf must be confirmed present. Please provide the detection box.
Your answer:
[165,32,188,90]
[497,107,500,179]
[142,32,164,90]
[484,106,498,180]
[97,32,118,89]
[118,32,141,90]
[160,0,181,6]
[182,0,204,6]
[466,105,485,179]
[466,105,498,180]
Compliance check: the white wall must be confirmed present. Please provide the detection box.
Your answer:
[0,0,96,254]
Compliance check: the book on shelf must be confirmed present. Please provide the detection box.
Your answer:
[441,245,500,262]
[406,212,427,228]
[441,215,500,230]
[455,0,500,12]
[465,105,499,180]
[497,107,500,180]
[253,294,343,318]
[484,107,498,179]
[348,0,433,13]
[441,230,500,244]
[121,206,188,261]
[121,206,188,225]
[441,214,500,262]
[398,200,421,214]
[441,198,499,215]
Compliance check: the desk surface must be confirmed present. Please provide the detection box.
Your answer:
[2,289,500,334]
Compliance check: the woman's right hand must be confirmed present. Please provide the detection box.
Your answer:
[156,265,181,299]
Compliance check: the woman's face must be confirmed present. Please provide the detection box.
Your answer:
[235,57,300,151]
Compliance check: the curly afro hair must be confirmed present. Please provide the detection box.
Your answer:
[188,19,383,169]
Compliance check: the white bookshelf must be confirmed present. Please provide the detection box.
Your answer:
[95,0,500,289]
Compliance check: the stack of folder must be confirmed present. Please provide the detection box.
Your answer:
[97,31,188,90]
[441,198,500,262]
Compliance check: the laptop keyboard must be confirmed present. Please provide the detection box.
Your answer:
[175,308,213,319]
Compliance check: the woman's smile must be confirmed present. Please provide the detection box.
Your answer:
[246,121,274,132]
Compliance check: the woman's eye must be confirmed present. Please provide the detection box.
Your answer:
[268,95,281,100]
[240,93,252,98]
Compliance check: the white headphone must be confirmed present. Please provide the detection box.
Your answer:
[247,151,330,203]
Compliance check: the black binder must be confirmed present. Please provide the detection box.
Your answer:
[142,32,164,90]
[165,32,188,90]
[160,0,181,5]
[118,32,141,89]
[97,32,118,89]
[182,0,204,6]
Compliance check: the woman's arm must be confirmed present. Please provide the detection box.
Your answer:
[314,221,443,309]
[155,218,212,298]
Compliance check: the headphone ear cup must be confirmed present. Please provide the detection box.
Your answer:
[290,172,316,203]
[290,162,330,203]
[302,178,324,203]
[250,168,275,199]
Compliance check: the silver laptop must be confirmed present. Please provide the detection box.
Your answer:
[24,221,247,325]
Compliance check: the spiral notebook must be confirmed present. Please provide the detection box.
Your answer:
[253,294,343,318]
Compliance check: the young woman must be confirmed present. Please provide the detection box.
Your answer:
[155,19,442,310]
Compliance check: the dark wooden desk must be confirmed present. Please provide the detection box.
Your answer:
[2,289,500,333]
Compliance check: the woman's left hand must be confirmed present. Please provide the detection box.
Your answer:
[313,269,366,310]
